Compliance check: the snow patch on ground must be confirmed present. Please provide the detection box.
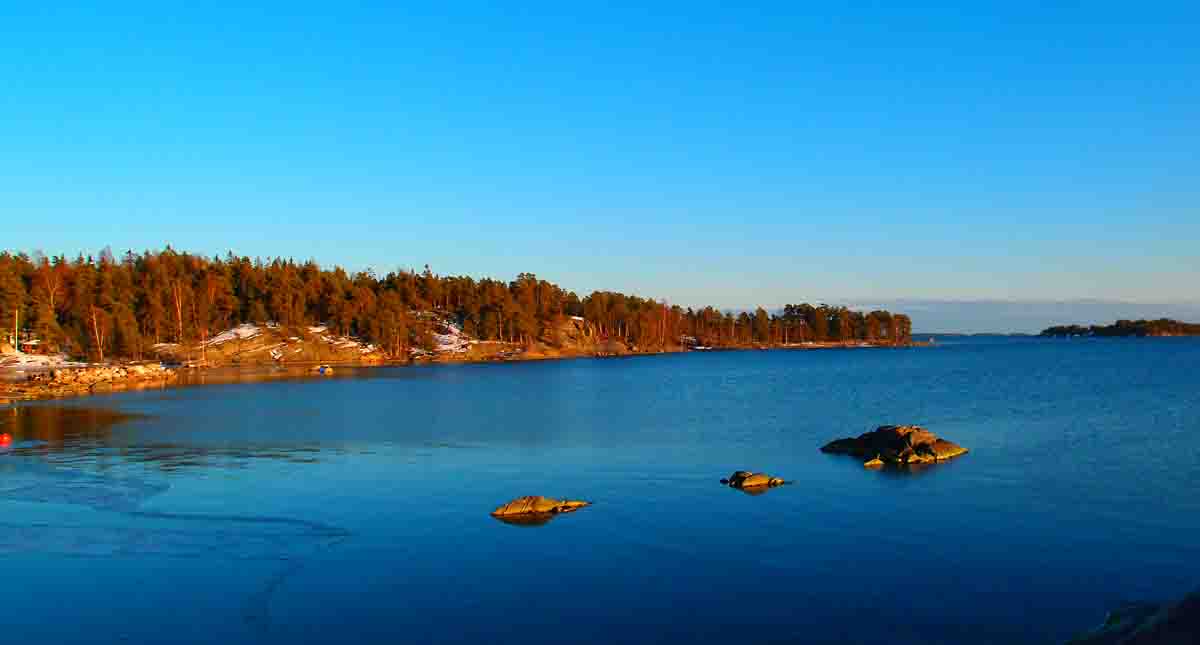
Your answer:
[433,321,470,353]
[204,323,262,347]
[0,353,87,370]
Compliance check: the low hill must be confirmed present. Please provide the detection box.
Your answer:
[1041,318,1200,337]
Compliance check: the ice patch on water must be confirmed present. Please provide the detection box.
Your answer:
[0,473,168,512]
[0,460,350,633]
[0,514,347,559]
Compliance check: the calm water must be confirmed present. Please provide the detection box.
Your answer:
[2,338,1198,644]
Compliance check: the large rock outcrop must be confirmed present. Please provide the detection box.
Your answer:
[821,425,967,467]
[1066,588,1200,644]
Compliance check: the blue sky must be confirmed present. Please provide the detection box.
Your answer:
[4,2,1198,315]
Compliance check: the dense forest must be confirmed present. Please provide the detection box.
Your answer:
[1041,319,1200,337]
[0,247,912,361]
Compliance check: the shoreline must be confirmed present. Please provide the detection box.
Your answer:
[0,340,917,403]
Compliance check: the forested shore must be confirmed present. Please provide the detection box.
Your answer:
[0,247,912,362]
[1041,318,1200,337]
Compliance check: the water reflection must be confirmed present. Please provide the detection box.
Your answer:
[0,404,335,472]
[174,364,379,387]
[732,485,776,496]
[0,404,140,451]
[492,513,560,527]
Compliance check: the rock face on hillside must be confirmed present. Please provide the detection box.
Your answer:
[1066,588,1200,644]
[821,425,968,467]
[153,322,386,366]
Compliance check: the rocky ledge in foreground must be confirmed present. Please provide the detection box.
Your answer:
[490,496,591,526]
[5,364,178,399]
[821,425,967,467]
[1066,587,1199,644]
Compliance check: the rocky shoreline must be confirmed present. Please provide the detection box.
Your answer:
[0,340,919,402]
[2,364,178,400]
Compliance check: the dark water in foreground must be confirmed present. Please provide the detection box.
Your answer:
[2,338,1199,644]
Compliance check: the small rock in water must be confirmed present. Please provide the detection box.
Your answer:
[1064,587,1200,644]
[821,425,968,468]
[720,471,788,491]
[490,496,591,524]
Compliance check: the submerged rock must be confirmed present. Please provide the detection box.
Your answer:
[491,496,590,519]
[821,425,968,467]
[720,471,788,492]
[1066,588,1200,644]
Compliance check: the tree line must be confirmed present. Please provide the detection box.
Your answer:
[1041,319,1200,338]
[0,247,912,361]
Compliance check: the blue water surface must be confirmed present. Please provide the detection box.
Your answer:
[2,337,1198,644]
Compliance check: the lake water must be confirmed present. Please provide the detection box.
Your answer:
[2,338,1198,644]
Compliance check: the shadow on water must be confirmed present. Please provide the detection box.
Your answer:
[817,452,965,478]
[873,457,968,478]
[0,403,334,471]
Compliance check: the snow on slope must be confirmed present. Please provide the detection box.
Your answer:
[433,321,470,353]
[203,323,262,347]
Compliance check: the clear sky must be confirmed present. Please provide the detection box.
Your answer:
[4,2,1198,311]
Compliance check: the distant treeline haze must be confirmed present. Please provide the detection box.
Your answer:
[1041,319,1200,337]
[0,248,912,360]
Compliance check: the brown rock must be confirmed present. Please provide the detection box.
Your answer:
[821,425,968,468]
[931,438,968,460]
[820,438,861,456]
[490,496,590,517]
[1066,588,1200,644]
[720,471,788,490]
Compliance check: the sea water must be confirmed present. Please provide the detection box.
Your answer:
[2,337,1198,644]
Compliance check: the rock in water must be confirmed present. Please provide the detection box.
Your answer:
[720,471,788,491]
[821,425,968,467]
[1065,587,1200,644]
[490,496,590,518]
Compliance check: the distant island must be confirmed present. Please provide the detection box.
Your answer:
[1040,318,1200,337]
[0,246,915,370]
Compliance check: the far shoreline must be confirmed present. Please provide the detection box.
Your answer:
[1,339,921,403]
